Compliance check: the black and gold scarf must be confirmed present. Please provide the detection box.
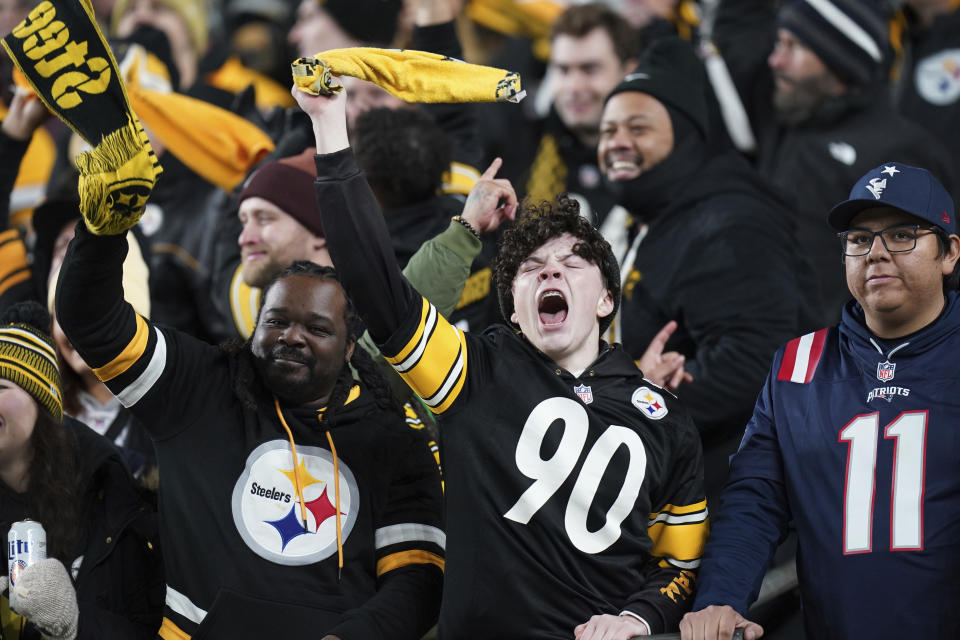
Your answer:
[2,0,161,235]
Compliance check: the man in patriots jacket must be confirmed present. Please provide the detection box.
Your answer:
[680,162,960,640]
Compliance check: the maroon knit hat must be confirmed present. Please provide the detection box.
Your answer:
[239,148,323,236]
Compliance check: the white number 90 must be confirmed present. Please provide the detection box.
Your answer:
[503,397,647,553]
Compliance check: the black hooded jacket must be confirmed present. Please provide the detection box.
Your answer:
[0,418,163,640]
[56,224,444,640]
[609,137,816,502]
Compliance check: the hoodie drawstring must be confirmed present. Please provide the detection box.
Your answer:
[324,428,344,581]
[273,393,352,581]
[274,396,309,530]
[869,338,910,360]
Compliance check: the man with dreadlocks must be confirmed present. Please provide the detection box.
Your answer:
[295,85,708,639]
[55,224,444,637]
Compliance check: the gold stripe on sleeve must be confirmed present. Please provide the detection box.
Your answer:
[384,297,431,365]
[92,314,150,382]
[376,550,445,576]
[158,617,192,640]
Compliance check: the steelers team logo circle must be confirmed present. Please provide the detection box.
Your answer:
[915,49,960,106]
[631,386,669,420]
[231,440,359,565]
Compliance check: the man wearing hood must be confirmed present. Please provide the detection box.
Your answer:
[598,37,814,504]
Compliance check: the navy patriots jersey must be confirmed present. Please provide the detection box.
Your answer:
[694,292,960,639]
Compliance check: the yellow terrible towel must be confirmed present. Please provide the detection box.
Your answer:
[292,48,525,104]
[120,45,275,191]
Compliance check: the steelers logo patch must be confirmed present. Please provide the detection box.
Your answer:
[915,49,960,106]
[231,440,359,566]
[631,386,668,420]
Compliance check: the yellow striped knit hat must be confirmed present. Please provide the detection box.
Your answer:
[0,317,63,421]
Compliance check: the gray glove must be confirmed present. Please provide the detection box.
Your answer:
[10,558,79,640]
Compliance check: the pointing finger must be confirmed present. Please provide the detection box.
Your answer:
[480,157,503,181]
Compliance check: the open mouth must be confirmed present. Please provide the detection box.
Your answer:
[538,290,568,326]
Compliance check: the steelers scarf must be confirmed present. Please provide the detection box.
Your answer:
[292,48,525,104]
[1,0,161,236]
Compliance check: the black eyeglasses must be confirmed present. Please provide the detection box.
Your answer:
[838,224,937,257]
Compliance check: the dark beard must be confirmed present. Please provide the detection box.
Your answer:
[253,346,324,405]
[772,74,841,126]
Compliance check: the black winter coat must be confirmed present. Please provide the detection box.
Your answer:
[612,149,815,505]
[1,419,163,640]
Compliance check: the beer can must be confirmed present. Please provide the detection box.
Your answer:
[8,519,46,610]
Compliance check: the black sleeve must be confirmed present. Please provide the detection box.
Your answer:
[314,149,419,343]
[327,429,444,639]
[328,565,443,640]
[0,129,29,230]
[316,149,475,416]
[710,0,777,131]
[56,222,227,441]
[0,129,35,309]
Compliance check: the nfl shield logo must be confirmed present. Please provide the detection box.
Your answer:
[574,384,593,404]
[877,360,896,382]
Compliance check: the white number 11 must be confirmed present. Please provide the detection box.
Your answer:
[839,411,927,554]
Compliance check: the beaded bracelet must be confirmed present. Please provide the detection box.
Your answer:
[452,215,481,240]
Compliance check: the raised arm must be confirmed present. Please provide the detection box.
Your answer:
[56,221,224,440]
[294,86,514,414]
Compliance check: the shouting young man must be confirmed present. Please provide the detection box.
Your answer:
[294,85,708,638]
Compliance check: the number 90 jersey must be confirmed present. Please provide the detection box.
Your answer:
[696,293,960,639]
[379,295,708,638]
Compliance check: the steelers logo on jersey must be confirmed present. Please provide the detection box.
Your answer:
[915,49,960,106]
[231,440,359,565]
[631,386,669,420]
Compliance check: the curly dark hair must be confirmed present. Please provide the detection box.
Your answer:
[221,261,404,426]
[353,107,451,210]
[493,195,621,334]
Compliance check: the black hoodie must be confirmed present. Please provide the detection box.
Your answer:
[56,225,445,639]
[607,126,817,505]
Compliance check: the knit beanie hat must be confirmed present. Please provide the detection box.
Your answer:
[321,0,402,46]
[238,149,324,237]
[777,0,887,86]
[0,303,63,421]
[605,37,709,139]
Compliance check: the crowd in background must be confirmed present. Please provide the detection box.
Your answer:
[0,0,958,636]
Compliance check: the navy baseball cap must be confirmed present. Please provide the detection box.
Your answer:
[828,162,956,234]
